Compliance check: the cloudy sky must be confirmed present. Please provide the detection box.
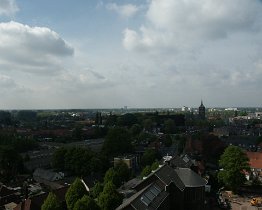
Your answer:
[0,0,262,109]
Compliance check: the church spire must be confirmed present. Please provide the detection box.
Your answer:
[199,100,205,119]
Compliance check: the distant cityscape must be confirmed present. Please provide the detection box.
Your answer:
[0,101,261,209]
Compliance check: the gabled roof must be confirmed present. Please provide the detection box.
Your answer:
[117,164,206,210]
[33,168,62,182]
[154,165,185,191]
[116,180,168,210]
[175,168,207,187]
[168,155,195,168]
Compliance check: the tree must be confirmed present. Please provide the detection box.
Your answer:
[115,161,130,183]
[140,165,151,178]
[164,119,175,134]
[129,124,142,137]
[177,136,186,155]
[0,111,11,125]
[117,113,138,127]
[151,161,159,171]
[103,168,121,188]
[41,192,62,210]
[73,195,100,210]
[98,182,123,210]
[0,146,24,182]
[218,145,250,192]
[17,110,37,121]
[52,147,67,170]
[163,134,172,147]
[102,127,132,156]
[65,178,87,210]
[255,136,262,146]
[90,182,104,198]
[141,149,159,166]
[143,119,153,132]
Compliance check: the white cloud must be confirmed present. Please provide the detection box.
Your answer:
[0,74,16,88]
[106,3,140,18]
[56,69,114,92]
[119,0,262,107]
[0,0,18,16]
[0,21,74,74]
[123,0,262,51]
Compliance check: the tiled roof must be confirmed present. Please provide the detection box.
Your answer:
[246,151,262,169]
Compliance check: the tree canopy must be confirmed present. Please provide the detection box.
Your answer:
[73,195,100,210]
[90,181,104,198]
[164,119,176,134]
[41,192,62,210]
[140,165,151,178]
[141,149,160,166]
[218,145,250,192]
[52,147,104,176]
[102,127,132,156]
[65,178,87,210]
[0,146,24,182]
[98,181,123,210]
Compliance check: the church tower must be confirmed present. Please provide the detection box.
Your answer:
[199,100,205,120]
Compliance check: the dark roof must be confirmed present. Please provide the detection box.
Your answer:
[175,168,207,187]
[117,180,169,210]
[29,186,69,210]
[116,184,150,210]
[33,168,62,182]
[155,165,185,191]
[117,164,206,210]
[0,185,20,206]
[168,155,195,168]
[0,185,14,197]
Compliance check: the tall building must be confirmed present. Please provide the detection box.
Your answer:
[199,100,205,120]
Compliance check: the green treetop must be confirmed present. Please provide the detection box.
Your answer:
[73,195,100,210]
[218,145,250,192]
[41,192,62,210]
[65,178,87,210]
[98,181,123,210]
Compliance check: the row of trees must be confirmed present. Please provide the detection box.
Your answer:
[105,113,184,132]
[0,132,38,152]
[52,147,109,176]
[42,162,129,210]
[0,145,24,182]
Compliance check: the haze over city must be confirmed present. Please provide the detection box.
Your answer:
[0,0,262,109]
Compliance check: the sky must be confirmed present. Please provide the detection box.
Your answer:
[0,0,262,109]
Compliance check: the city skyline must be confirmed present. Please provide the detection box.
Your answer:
[0,0,262,109]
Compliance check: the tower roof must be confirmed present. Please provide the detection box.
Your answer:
[199,100,205,108]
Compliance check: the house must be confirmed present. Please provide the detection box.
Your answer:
[13,186,69,210]
[33,168,64,189]
[166,155,205,175]
[246,152,262,181]
[114,155,139,171]
[33,168,64,182]
[116,164,206,210]
[0,185,20,209]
